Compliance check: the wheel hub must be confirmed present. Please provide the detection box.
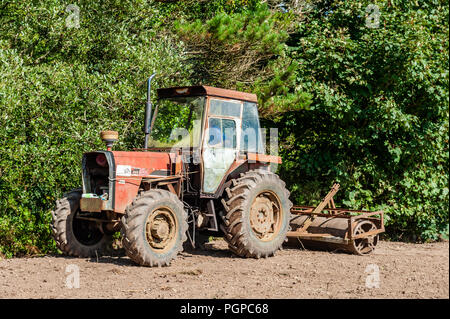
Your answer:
[150,218,170,240]
[146,209,176,251]
[250,196,274,236]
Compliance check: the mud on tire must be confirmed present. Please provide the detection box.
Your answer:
[51,188,112,257]
[121,189,188,267]
[221,169,292,258]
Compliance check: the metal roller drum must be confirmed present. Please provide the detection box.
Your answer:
[287,215,379,255]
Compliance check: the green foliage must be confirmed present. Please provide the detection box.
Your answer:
[175,4,289,83]
[0,0,448,257]
[0,0,195,256]
[175,3,313,116]
[275,0,449,241]
[150,96,204,147]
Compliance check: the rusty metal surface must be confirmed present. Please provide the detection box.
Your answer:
[80,197,108,212]
[146,207,178,253]
[288,183,385,255]
[168,152,183,175]
[157,86,258,103]
[291,206,384,216]
[111,151,182,213]
[250,196,274,235]
[247,153,282,164]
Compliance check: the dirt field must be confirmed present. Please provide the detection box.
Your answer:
[0,239,448,299]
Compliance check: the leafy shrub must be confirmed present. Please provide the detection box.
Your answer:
[274,0,449,241]
[0,0,448,257]
[0,1,194,256]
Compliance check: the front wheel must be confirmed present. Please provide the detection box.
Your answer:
[221,169,292,258]
[51,188,112,257]
[121,189,188,267]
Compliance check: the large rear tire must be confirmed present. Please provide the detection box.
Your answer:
[221,169,292,258]
[121,189,188,267]
[51,188,112,257]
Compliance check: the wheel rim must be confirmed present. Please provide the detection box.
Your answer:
[73,210,104,246]
[249,191,283,241]
[145,207,178,253]
[352,220,379,255]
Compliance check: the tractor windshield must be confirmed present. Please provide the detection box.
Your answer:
[149,96,205,148]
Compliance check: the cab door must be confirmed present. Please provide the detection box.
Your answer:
[202,98,242,194]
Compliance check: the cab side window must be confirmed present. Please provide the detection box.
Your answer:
[208,118,237,149]
[207,99,241,149]
[240,102,263,153]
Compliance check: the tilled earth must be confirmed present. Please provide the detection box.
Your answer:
[0,240,448,299]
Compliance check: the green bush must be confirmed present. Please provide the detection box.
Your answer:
[173,0,449,242]
[0,0,448,257]
[274,0,449,241]
[0,0,195,257]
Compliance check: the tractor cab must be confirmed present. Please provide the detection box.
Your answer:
[79,84,280,216]
[153,86,266,194]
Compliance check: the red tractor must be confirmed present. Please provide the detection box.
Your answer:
[51,75,384,267]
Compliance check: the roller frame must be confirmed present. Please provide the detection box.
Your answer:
[287,183,385,248]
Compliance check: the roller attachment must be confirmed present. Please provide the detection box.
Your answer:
[287,184,384,255]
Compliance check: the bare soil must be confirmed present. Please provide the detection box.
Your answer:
[0,240,448,299]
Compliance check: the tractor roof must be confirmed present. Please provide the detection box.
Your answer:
[157,85,258,103]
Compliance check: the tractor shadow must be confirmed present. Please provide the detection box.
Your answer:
[46,240,240,267]
[180,242,236,259]
[46,239,357,268]
[97,242,239,267]
[46,250,138,267]
[90,244,236,267]
[89,255,137,267]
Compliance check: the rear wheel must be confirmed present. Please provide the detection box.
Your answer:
[221,169,292,258]
[51,188,112,257]
[121,189,188,267]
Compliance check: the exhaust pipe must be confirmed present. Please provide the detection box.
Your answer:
[144,73,156,149]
